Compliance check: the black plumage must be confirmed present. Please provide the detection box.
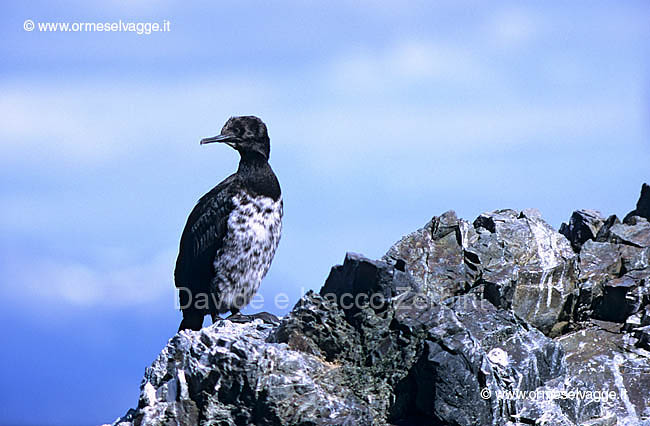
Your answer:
[175,116,282,331]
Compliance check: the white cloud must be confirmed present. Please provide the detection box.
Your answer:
[0,78,278,169]
[287,99,640,178]
[390,40,479,80]
[486,7,538,49]
[327,39,486,92]
[0,87,118,164]
[1,250,176,309]
[1,37,641,180]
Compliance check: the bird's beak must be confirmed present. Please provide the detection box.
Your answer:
[200,134,237,146]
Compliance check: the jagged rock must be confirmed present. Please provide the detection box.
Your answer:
[382,210,477,303]
[572,240,620,322]
[111,254,574,426]
[423,294,567,425]
[595,215,621,243]
[558,326,650,424]
[108,185,650,426]
[604,218,650,248]
[560,209,605,252]
[570,213,650,326]
[595,215,650,249]
[383,208,577,335]
[276,254,569,425]
[623,305,650,358]
[471,209,578,335]
[637,325,650,350]
[118,318,375,426]
[619,245,650,273]
[579,240,621,275]
[641,305,650,327]
[624,182,650,224]
[320,253,419,306]
[593,276,638,322]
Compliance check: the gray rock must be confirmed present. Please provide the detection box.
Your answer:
[560,209,605,252]
[596,213,650,249]
[573,228,650,325]
[383,208,578,335]
[110,254,576,426]
[108,192,650,426]
[631,325,650,351]
[558,326,650,425]
[573,240,622,322]
[470,209,578,334]
[382,210,477,303]
[117,318,374,426]
[618,245,650,273]
[606,219,650,248]
[595,215,621,243]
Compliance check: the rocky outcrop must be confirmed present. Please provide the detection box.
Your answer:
[108,184,650,426]
[383,208,578,335]
[559,209,605,252]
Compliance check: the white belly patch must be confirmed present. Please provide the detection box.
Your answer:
[212,192,283,313]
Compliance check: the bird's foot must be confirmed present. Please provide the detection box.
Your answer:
[226,311,280,325]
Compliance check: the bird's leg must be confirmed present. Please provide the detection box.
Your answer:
[178,311,204,332]
[208,291,224,324]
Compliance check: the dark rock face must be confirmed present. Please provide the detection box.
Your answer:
[624,183,650,223]
[559,209,605,252]
[108,184,650,426]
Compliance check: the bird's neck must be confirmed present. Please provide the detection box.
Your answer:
[237,153,281,200]
[237,152,268,174]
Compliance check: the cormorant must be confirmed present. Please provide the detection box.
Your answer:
[175,116,282,331]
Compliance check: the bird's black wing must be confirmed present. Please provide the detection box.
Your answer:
[174,174,240,311]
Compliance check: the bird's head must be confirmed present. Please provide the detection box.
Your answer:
[200,116,270,160]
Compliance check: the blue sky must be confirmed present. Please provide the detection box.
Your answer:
[1,1,649,425]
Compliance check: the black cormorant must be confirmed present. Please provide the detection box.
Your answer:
[175,116,282,331]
